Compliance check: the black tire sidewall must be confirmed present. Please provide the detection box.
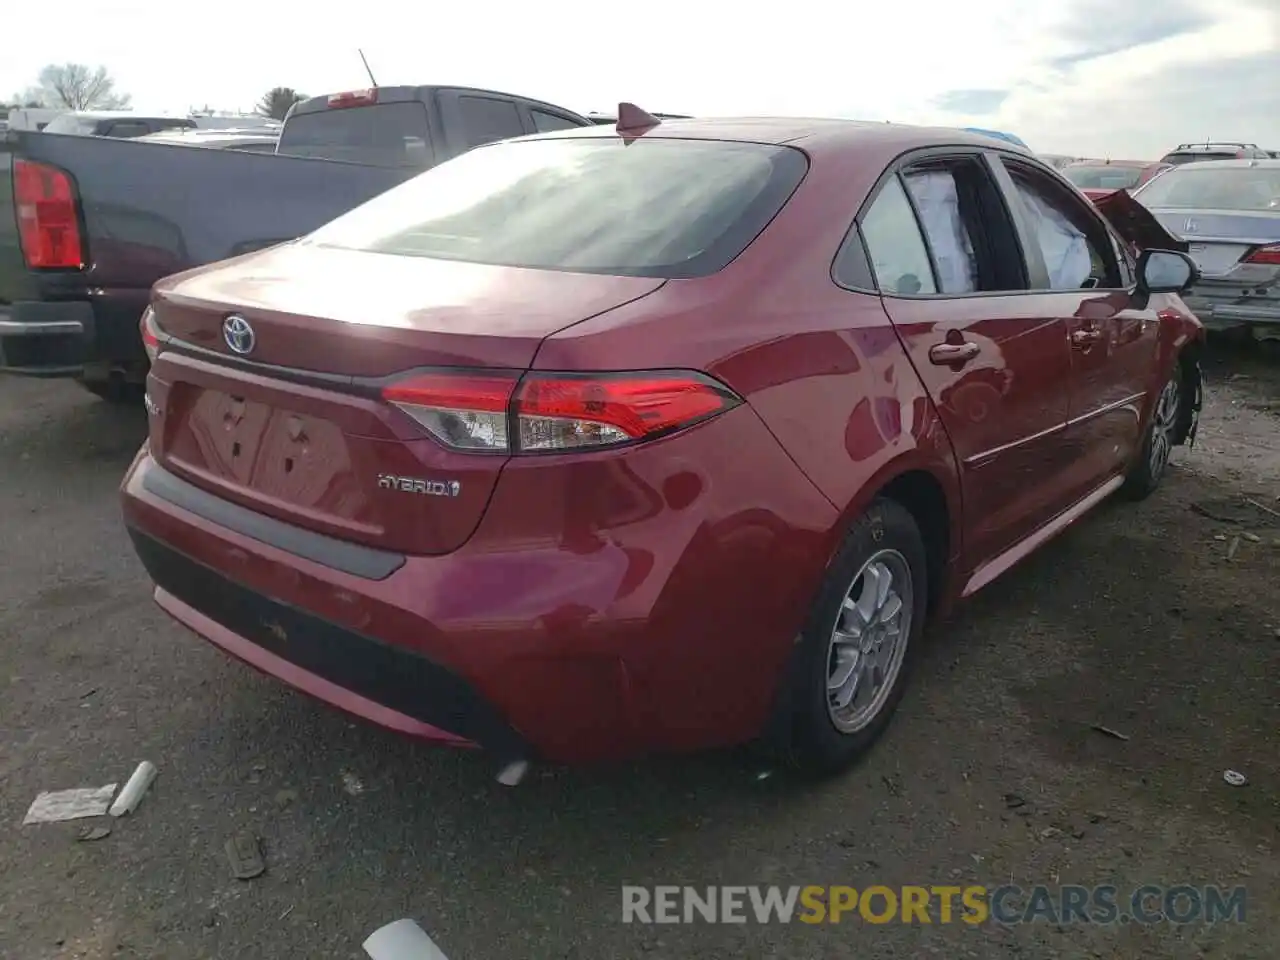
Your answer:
[787,497,929,775]
[1123,362,1182,499]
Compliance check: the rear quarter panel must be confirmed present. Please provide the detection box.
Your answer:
[534,141,965,576]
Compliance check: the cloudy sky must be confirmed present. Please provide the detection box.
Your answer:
[4,0,1278,157]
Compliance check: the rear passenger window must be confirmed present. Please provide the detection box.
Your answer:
[458,96,524,147]
[858,177,937,295]
[530,110,580,133]
[902,168,978,293]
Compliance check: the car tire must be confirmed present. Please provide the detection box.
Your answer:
[1122,361,1182,500]
[783,497,929,776]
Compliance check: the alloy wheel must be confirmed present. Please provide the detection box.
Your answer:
[825,549,914,734]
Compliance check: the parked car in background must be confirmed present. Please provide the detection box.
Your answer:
[1037,153,1078,169]
[189,115,281,131]
[40,111,197,138]
[1159,142,1270,165]
[1061,159,1170,201]
[121,116,1203,774]
[0,85,593,400]
[133,127,280,152]
[1131,158,1280,336]
[4,108,68,132]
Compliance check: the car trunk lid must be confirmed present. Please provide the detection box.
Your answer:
[147,242,666,555]
[1143,208,1280,279]
[1093,189,1189,253]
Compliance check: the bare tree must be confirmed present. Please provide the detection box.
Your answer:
[257,87,306,121]
[31,64,132,110]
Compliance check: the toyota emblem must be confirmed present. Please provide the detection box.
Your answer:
[222,314,255,355]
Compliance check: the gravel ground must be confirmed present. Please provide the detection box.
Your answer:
[0,346,1276,960]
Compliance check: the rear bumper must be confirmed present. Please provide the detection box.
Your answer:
[0,292,149,377]
[1182,291,1280,330]
[0,301,95,376]
[128,526,524,758]
[119,400,838,763]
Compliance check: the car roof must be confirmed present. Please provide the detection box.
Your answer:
[61,110,190,121]
[290,85,591,123]
[1065,158,1154,168]
[139,127,275,138]
[1162,158,1280,171]
[529,116,1036,159]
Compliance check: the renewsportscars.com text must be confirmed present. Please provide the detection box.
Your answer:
[621,884,1248,926]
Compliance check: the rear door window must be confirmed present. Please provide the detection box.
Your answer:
[529,109,581,133]
[276,102,433,167]
[457,96,525,147]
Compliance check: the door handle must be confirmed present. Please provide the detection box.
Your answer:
[928,341,981,365]
[1071,328,1103,348]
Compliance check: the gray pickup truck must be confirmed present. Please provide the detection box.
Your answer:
[0,85,591,400]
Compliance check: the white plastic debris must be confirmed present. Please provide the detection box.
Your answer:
[341,771,365,796]
[23,784,118,824]
[363,919,450,960]
[495,760,529,786]
[1223,770,1248,787]
[109,761,158,817]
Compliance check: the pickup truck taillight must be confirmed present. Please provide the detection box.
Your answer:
[381,369,742,453]
[13,158,86,270]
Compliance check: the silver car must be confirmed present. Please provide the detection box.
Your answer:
[1131,159,1280,336]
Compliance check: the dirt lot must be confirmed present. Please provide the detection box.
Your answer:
[0,345,1276,960]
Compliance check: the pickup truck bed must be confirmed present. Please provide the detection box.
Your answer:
[0,132,411,390]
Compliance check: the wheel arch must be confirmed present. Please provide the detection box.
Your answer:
[831,452,963,618]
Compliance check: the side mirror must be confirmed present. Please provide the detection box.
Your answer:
[1136,249,1198,294]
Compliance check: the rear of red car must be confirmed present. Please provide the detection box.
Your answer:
[121,132,836,763]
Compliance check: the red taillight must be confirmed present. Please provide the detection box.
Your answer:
[515,373,738,451]
[13,158,85,269]
[327,89,377,109]
[381,370,741,453]
[139,306,164,362]
[383,372,518,451]
[1243,244,1280,266]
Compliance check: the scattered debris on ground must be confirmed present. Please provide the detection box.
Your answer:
[363,918,451,960]
[341,772,365,796]
[1091,724,1130,741]
[23,784,118,825]
[226,833,266,880]
[109,761,157,817]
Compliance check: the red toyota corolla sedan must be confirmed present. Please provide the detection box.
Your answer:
[121,113,1206,774]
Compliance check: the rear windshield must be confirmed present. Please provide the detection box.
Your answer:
[1062,165,1144,190]
[306,137,809,279]
[1161,151,1239,165]
[277,102,432,168]
[1135,166,1280,211]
